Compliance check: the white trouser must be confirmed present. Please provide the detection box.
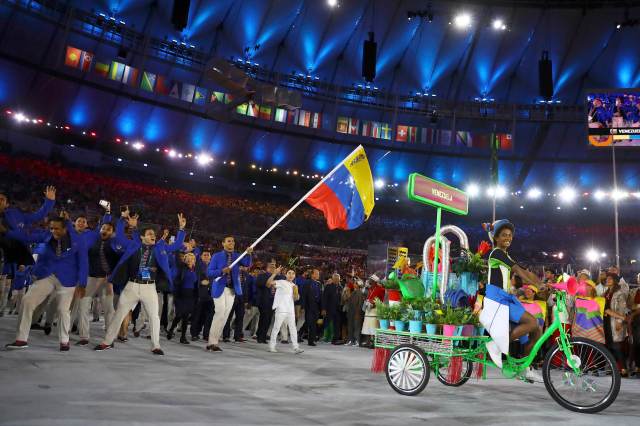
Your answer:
[10,288,25,313]
[136,292,172,331]
[70,293,81,326]
[208,288,235,345]
[269,311,299,350]
[0,275,11,313]
[103,282,161,349]
[17,275,75,344]
[79,277,115,340]
[242,306,260,336]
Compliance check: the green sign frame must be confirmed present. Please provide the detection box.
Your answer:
[407,173,469,216]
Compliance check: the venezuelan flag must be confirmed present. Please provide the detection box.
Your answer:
[306,146,375,230]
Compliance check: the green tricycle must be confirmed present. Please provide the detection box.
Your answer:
[376,287,621,414]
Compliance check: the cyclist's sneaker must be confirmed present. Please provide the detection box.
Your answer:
[486,340,502,368]
[525,367,544,383]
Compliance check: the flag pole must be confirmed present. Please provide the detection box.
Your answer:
[223,144,365,272]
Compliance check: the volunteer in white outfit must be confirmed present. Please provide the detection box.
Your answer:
[479,219,545,382]
[267,266,303,354]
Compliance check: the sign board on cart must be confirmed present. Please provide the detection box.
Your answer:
[407,173,468,216]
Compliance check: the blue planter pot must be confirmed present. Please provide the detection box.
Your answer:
[409,320,423,333]
[379,319,390,330]
[425,323,438,335]
[476,326,485,336]
[395,320,407,332]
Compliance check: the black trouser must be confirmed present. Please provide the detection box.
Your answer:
[169,313,189,339]
[305,308,319,343]
[326,310,342,343]
[256,304,273,342]
[223,297,245,340]
[191,298,214,339]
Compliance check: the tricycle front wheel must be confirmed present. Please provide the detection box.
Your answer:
[386,344,430,396]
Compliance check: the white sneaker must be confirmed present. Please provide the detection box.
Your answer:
[352,341,359,347]
[268,347,277,353]
[293,348,304,354]
[486,340,503,368]
[525,367,544,383]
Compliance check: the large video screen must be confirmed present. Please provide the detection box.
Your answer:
[587,91,640,147]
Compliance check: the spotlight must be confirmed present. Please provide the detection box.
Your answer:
[487,186,506,199]
[465,183,480,198]
[327,0,338,7]
[374,179,385,190]
[611,189,629,200]
[230,161,236,166]
[632,191,640,199]
[143,163,148,167]
[13,112,27,122]
[452,12,472,29]
[168,150,177,158]
[558,187,577,203]
[132,142,144,151]
[189,172,194,176]
[293,170,298,175]
[251,164,256,169]
[586,249,598,262]
[601,252,607,258]
[557,252,564,260]
[492,19,506,30]
[594,189,606,201]
[527,188,542,199]
[197,154,213,166]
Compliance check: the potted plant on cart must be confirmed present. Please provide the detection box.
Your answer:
[442,305,464,337]
[451,241,491,295]
[376,300,390,330]
[395,304,412,332]
[408,299,425,333]
[423,309,439,335]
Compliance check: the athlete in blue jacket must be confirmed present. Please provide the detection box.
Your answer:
[6,217,88,351]
[95,211,186,355]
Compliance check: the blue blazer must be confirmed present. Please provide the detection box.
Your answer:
[3,198,55,231]
[207,251,251,298]
[28,222,89,287]
[109,223,186,290]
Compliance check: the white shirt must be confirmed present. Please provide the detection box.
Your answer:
[272,280,295,314]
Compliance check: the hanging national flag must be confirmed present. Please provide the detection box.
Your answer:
[396,125,408,142]
[298,110,311,127]
[311,112,322,129]
[380,123,392,140]
[193,86,207,105]
[419,127,431,144]
[336,116,349,133]
[79,51,93,72]
[246,102,259,117]
[259,105,272,120]
[361,121,372,137]
[64,46,82,68]
[93,62,110,78]
[210,91,224,103]
[287,110,299,125]
[406,126,417,143]
[181,83,195,102]
[372,122,381,138]
[224,93,234,104]
[109,61,125,82]
[499,133,513,150]
[348,118,360,135]
[169,82,181,99]
[140,72,156,92]
[274,108,287,123]
[306,145,375,230]
[455,131,472,147]
[155,75,171,95]
[440,130,452,146]
[236,103,248,115]
[121,65,139,86]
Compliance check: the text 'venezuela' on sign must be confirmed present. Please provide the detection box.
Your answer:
[406,173,469,216]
